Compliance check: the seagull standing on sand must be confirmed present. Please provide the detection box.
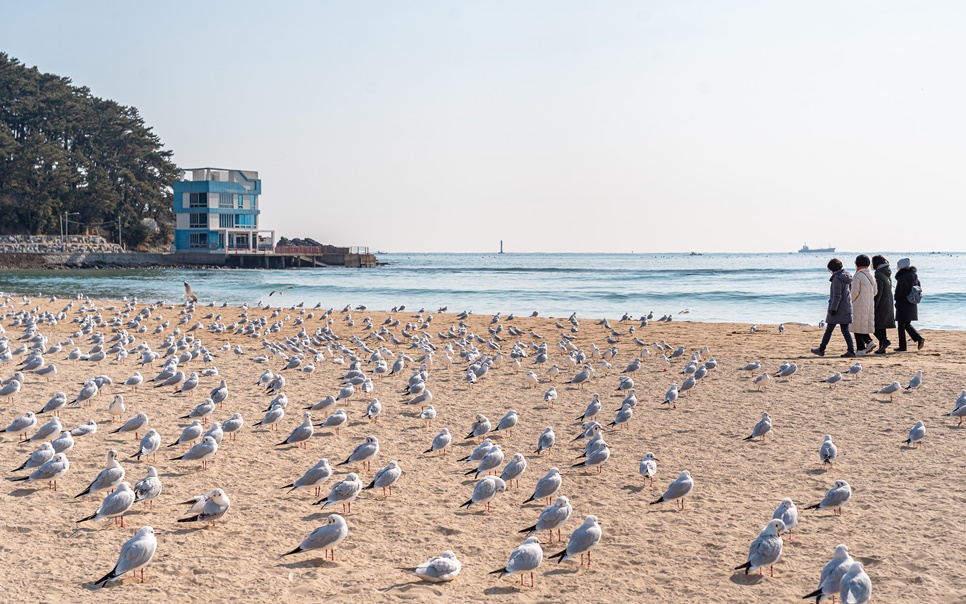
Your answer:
[459,476,506,512]
[523,467,562,505]
[744,412,772,442]
[518,495,572,543]
[176,487,230,526]
[489,537,543,587]
[734,519,785,577]
[315,473,363,513]
[424,428,451,456]
[282,514,349,561]
[94,526,158,586]
[282,458,333,497]
[772,498,798,538]
[75,450,125,498]
[546,515,603,566]
[805,480,852,515]
[839,562,872,604]
[650,470,694,509]
[363,460,402,497]
[639,452,659,486]
[170,436,218,470]
[903,420,926,448]
[820,435,838,465]
[802,544,854,603]
[874,381,901,401]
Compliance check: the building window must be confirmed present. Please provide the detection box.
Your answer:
[251,195,257,209]
[234,214,256,228]
[219,214,232,229]
[189,213,208,229]
[189,233,208,249]
[237,196,243,209]
[188,193,207,208]
[218,193,234,209]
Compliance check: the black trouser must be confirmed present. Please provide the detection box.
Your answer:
[874,328,890,347]
[854,333,871,349]
[819,323,854,353]
[897,321,920,349]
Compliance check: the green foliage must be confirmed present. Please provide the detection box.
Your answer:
[0,53,179,248]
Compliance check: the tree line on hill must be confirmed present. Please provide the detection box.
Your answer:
[0,53,179,249]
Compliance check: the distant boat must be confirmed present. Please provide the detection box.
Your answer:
[690,251,703,256]
[375,250,387,254]
[799,244,835,253]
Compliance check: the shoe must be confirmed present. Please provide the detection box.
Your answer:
[864,341,877,354]
[895,347,907,352]
[918,337,925,351]
[840,351,856,358]
[874,347,887,355]
[810,348,825,357]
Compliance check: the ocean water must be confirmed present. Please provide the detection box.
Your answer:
[1,252,964,329]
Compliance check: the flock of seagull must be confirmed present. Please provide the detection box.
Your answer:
[0,286,948,601]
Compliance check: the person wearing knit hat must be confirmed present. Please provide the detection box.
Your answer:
[871,255,895,354]
[811,258,856,358]
[894,257,924,352]
[850,255,877,355]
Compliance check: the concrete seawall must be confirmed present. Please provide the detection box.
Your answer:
[0,251,375,269]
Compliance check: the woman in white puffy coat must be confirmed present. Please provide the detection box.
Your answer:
[850,254,877,354]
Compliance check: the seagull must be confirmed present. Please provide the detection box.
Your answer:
[405,550,462,583]
[12,442,54,472]
[534,427,556,455]
[805,480,852,515]
[906,370,923,391]
[75,450,125,498]
[518,495,572,543]
[874,381,901,401]
[772,497,798,538]
[639,452,659,486]
[576,393,602,421]
[338,435,380,471]
[363,460,402,497]
[753,373,770,391]
[903,420,926,448]
[740,360,761,372]
[821,372,842,388]
[282,514,349,561]
[110,412,149,440]
[28,416,62,443]
[222,413,244,440]
[802,544,854,603]
[70,420,98,437]
[499,453,527,488]
[572,443,610,473]
[778,363,798,379]
[183,281,198,303]
[314,473,364,513]
[494,409,519,436]
[131,429,161,462]
[744,412,772,442]
[424,428,451,456]
[650,470,694,509]
[838,562,872,604]
[9,453,69,490]
[77,482,136,527]
[277,412,314,449]
[546,515,603,566]
[269,286,295,297]
[132,466,163,509]
[176,487,230,526]
[282,458,333,497]
[488,536,543,587]
[820,435,838,465]
[317,408,348,435]
[170,436,218,470]
[465,444,503,479]
[168,420,203,449]
[457,438,494,463]
[734,519,785,577]
[522,467,562,505]
[465,414,492,440]
[94,526,158,586]
[459,476,507,512]
[1,411,37,440]
[847,362,862,378]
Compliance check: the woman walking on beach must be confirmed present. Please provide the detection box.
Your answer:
[893,257,924,351]
[871,255,895,354]
[850,254,877,355]
[812,258,856,358]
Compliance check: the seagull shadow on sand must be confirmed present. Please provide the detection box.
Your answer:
[621,484,645,495]
[279,558,339,569]
[729,572,766,585]
[380,580,443,594]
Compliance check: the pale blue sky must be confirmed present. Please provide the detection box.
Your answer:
[6,1,965,252]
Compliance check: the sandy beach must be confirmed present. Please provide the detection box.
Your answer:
[1,299,963,602]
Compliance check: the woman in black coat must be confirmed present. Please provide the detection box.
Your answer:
[871,255,895,354]
[893,257,923,351]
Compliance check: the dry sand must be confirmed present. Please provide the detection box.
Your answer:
[1,300,964,602]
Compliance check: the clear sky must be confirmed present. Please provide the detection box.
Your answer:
[5,1,965,252]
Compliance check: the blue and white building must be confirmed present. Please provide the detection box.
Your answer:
[173,168,274,252]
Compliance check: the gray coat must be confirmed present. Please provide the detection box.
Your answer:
[826,270,853,325]
[874,265,896,329]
